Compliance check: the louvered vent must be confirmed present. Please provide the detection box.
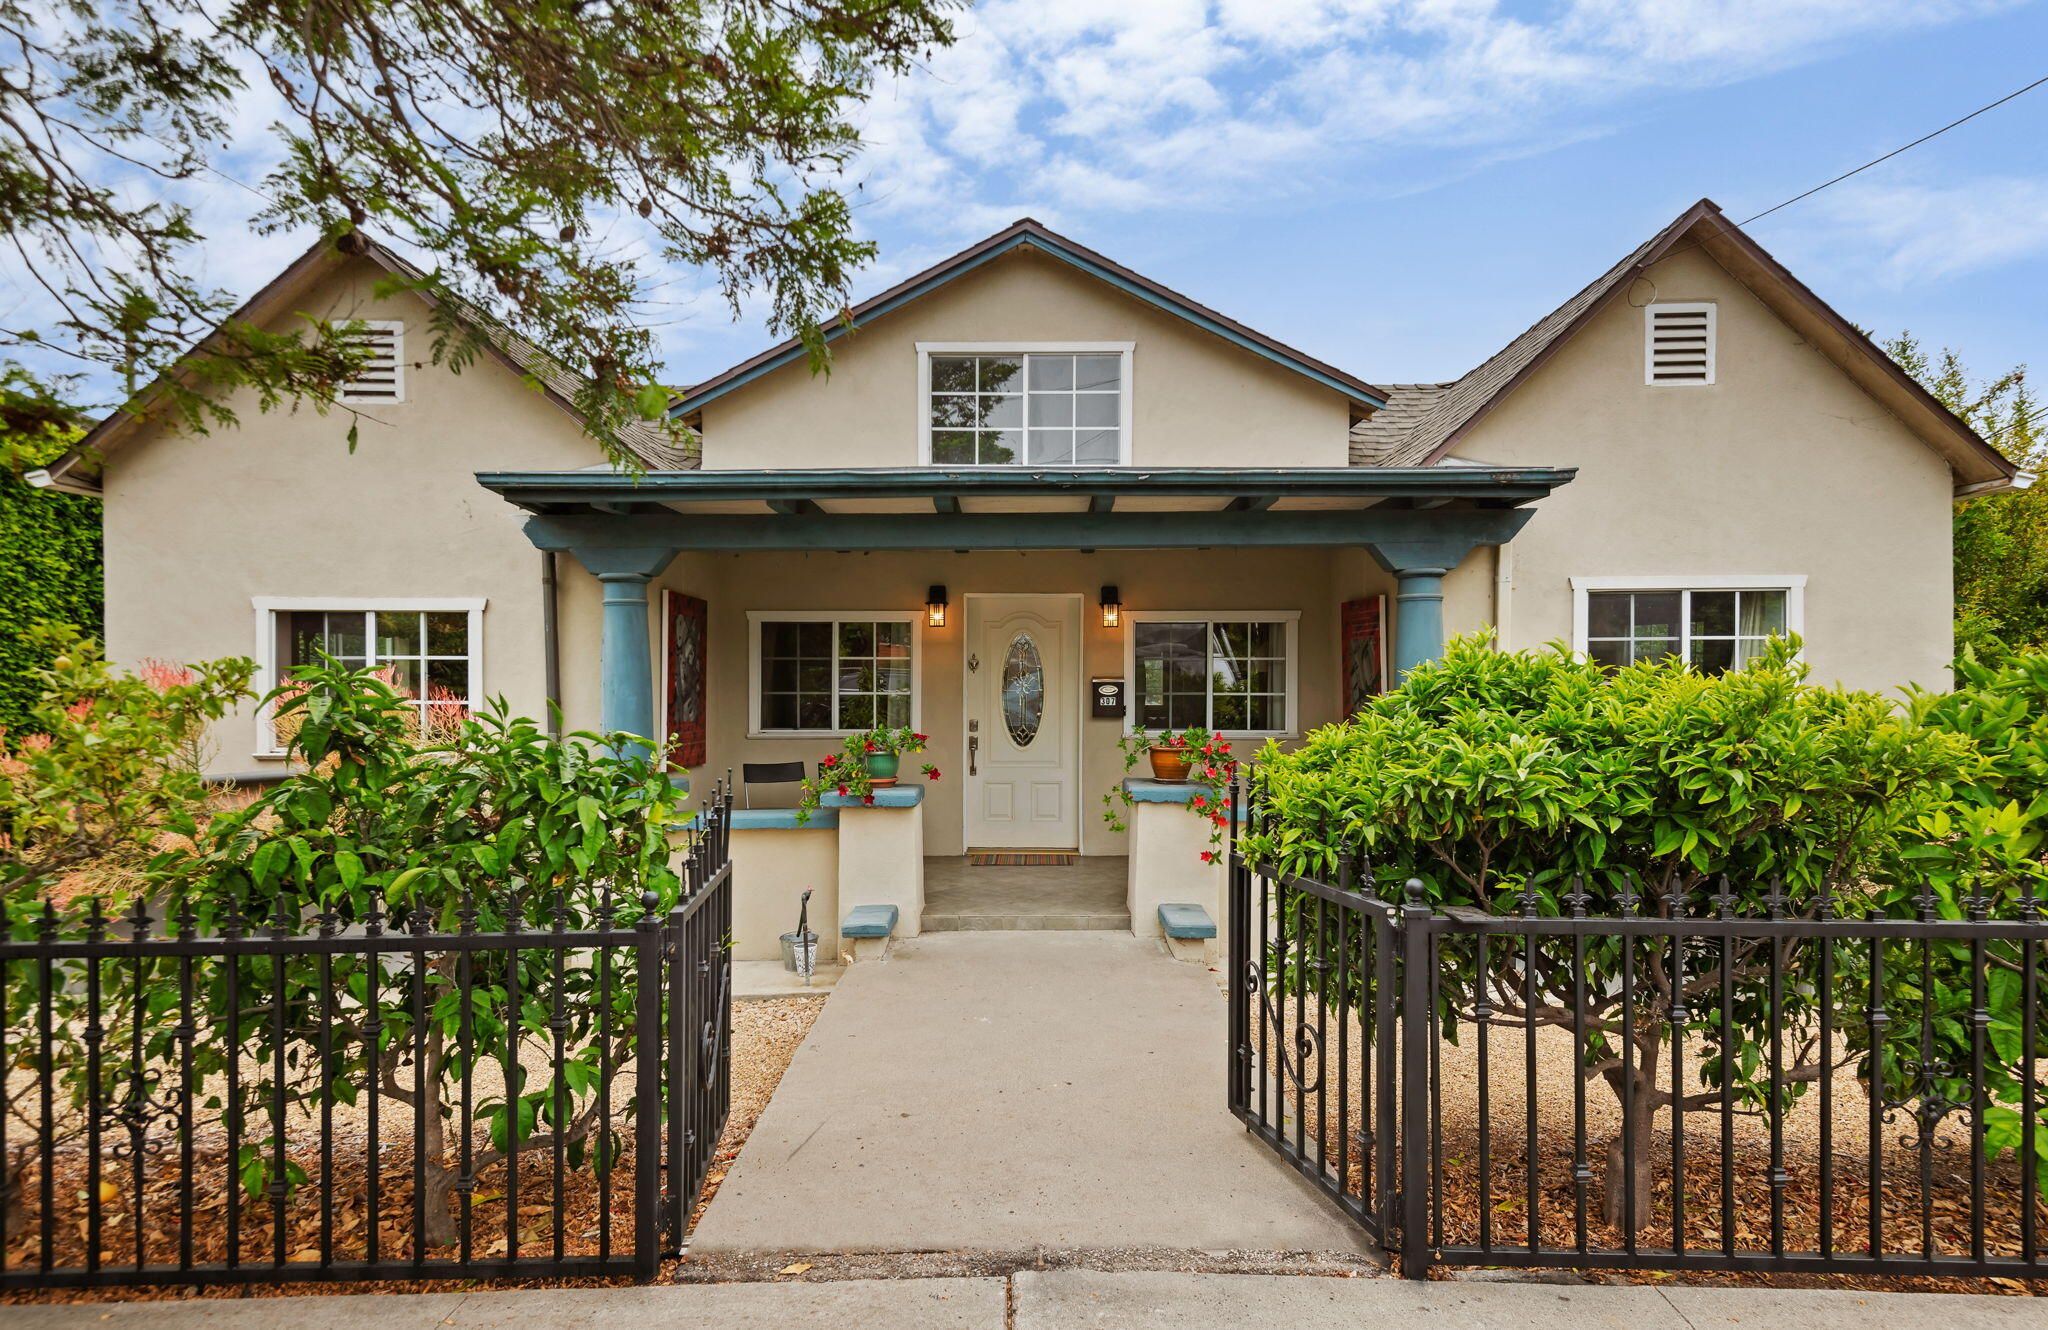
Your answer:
[1645,303,1714,386]
[335,321,405,404]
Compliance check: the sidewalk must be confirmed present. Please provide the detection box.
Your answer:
[10,1271,2040,1328]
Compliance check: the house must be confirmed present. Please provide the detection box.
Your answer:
[34,199,2022,959]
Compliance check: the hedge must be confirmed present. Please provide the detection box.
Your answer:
[0,468,102,731]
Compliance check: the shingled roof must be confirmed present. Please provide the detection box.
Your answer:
[1353,200,2019,495]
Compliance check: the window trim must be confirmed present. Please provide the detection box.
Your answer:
[1643,302,1716,387]
[251,596,486,757]
[746,609,923,739]
[334,319,406,405]
[915,342,1135,468]
[1569,575,1805,666]
[1122,610,1301,739]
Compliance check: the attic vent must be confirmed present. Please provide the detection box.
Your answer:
[1645,303,1714,386]
[334,320,405,404]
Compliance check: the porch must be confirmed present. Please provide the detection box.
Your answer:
[478,465,1572,956]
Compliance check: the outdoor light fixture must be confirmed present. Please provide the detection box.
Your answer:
[1099,585,1122,628]
[926,585,949,628]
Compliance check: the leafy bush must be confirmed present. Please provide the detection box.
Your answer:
[140,659,690,1246]
[0,463,102,733]
[1242,635,1983,1229]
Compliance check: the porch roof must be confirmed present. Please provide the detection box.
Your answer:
[476,466,1576,551]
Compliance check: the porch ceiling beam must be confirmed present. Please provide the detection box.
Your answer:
[522,507,1536,554]
[932,494,961,514]
[1224,495,1276,512]
[1088,494,1115,513]
[477,465,1577,512]
[766,498,821,516]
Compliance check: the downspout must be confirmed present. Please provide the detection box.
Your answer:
[1493,543,1515,651]
[542,551,562,737]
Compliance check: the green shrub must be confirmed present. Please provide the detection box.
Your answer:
[0,468,102,733]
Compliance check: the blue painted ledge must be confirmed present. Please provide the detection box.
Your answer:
[818,782,926,809]
[680,808,838,831]
[842,904,899,938]
[1159,902,1218,939]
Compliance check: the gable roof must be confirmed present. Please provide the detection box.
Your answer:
[40,235,694,494]
[671,218,1387,418]
[1360,199,2020,496]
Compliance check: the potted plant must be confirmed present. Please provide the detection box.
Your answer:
[1102,726,1237,862]
[795,726,941,824]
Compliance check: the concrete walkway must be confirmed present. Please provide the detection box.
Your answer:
[13,1272,2041,1328]
[687,931,1364,1255]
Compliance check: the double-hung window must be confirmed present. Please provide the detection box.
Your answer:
[254,598,484,753]
[1126,612,1297,736]
[1572,577,1804,675]
[749,612,919,734]
[920,343,1131,466]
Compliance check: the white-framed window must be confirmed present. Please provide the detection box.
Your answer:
[917,342,1133,467]
[252,597,485,754]
[334,320,405,404]
[1570,576,1805,674]
[1124,611,1299,737]
[746,611,922,736]
[1644,303,1715,386]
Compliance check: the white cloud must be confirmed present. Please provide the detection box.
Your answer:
[1794,173,2048,286]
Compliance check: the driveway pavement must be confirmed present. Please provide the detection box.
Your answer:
[686,931,1366,1255]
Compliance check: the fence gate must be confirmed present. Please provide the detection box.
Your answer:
[0,789,734,1292]
[1227,784,2048,1283]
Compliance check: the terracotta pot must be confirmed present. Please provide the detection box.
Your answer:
[865,752,901,787]
[1147,746,1194,781]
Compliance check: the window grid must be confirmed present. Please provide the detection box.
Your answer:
[1584,588,1787,675]
[276,607,472,741]
[758,617,914,732]
[1133,618,1289,734]
[929,352,1122,466]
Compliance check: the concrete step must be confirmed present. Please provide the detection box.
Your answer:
[921,912,1132,932]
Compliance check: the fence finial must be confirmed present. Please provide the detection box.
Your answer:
[1565,874,1590,918]
[1713,875,1737,920]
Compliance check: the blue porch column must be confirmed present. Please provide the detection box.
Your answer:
[570,547,678,751]
[1391,566,1448,678]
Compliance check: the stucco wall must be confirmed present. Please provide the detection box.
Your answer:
[100,258,616,774]
[674,548,1344,856]
[694,245,1355,470]
[1443,246,1956,695]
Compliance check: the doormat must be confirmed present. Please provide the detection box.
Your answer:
[968,852,1077,867]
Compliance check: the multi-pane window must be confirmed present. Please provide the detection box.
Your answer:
[757,617,914,731]
[1132,618,1291,733]
[1585,588,1788,674]
[928,352,1123,466]
[270,606,473,745]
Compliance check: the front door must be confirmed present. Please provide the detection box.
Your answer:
[964,594,1080,850]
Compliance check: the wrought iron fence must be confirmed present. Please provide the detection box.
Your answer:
[0,787,733,1291]
[1227,786,2048,1282]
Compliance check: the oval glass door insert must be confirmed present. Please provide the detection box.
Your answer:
[1001,632,1045,747]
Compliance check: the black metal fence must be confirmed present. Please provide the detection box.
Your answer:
[0,788,733,1291]
[1228,794,2048,1281]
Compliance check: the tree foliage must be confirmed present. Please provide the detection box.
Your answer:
[0,0,958,466]
[0,373,100,731]
[1884,333,2047,652]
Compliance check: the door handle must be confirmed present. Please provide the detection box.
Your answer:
[968,735,979,776]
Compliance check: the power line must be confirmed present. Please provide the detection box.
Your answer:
[1733,73,2048,230]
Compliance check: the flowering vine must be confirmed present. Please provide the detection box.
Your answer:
[1102,726,1237,863]
[794,726,941,825]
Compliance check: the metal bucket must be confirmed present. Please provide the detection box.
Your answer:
[780,929,819,975]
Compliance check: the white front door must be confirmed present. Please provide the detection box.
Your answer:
[964,594,1080,850]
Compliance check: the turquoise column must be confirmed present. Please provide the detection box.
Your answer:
[559,546,678,754]
[1392,566,1448,678]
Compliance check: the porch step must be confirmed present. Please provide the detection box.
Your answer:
[921,910,1132,933]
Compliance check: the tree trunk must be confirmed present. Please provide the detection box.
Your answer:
[1598,1038,1661,1236]
[415,1018,461,1250]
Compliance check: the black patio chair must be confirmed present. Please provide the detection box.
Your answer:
[741,760,806,808]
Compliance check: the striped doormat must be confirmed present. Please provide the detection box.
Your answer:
[968,852,1077,867]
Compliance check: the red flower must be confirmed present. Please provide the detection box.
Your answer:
[1190,794,1207,809]
[912,732,928,743]
[821,754,838,768]
[836,783,849,797]
[1199,850,1217,864]
[862,793,876,806]
[864,740,877,753]
[922,764,942,781]
[1211,814,1226,827]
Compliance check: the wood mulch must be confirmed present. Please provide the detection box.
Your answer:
[1,995,826,1304]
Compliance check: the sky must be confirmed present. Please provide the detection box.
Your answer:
[15,0,2048,404]
[644,0,2048,393]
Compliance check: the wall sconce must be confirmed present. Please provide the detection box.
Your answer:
[1099,585,1122,629]
[926,585,949,628]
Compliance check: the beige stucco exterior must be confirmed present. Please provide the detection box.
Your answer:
[1437,245,1957,696]
[694,245,1355,471]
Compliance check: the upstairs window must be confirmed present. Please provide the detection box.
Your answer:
[1644,303,1714,386]
[334,320,406,404]
[920,344,1130,466]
